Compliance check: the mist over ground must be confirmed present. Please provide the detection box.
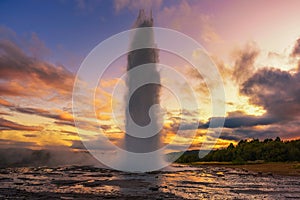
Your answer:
[0,148,100,168]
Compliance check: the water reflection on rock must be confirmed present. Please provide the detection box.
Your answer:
[0,165,299,199]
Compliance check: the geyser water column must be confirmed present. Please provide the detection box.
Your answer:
[124,10,162,154]
[72,10,225,172]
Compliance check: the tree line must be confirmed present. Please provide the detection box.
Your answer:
[175,137,300,164]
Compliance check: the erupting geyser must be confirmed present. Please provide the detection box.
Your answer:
[124,10,162,154]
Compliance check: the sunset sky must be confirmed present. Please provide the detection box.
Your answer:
[1,0,300,154]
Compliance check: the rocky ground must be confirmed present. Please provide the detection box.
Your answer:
[0,165,299,199]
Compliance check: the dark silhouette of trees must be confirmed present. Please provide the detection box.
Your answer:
[175,138,300,163]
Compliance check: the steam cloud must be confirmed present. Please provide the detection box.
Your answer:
[124,10,162,153]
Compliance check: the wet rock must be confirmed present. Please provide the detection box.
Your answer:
[82,180,103,187]
[242,168,248,173]
[0,169,10,174]
[0,177,13,182]
[267,172,273,176]
[18,177,33,181]
[47,172,63,176]
[146,171,161,175]
[24,172,41,176]
[87,173,113,178]
[61,196,74,200]
[149,186,159,191]
[0,165,300,199]
[216,172,224,177]
[181,180,211,187]
[257,171,263,176]
[51,179,83,186]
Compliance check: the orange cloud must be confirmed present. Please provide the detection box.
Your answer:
[56,110,74,122]
[0,39,74,98]
[0,98,13,107]
[0,118,43,131]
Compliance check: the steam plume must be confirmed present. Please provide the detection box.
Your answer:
[125,9,162,154]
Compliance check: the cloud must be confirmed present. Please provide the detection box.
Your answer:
[0,101,76,129]
[0,112,10,116]
[232,42,259,84]
[198,115,300,142]
[199,114,278,129]
[0,98,13,107]
[163,112,285,143]
[100,124,112,131]
[241,68,300,120]
[0,39,74,98]
[291,38,300,71]
[0,118,43,131]
[165,111,277,133]
[218,132,241,141]
[214,38,300,142]
[217,127,284,142]
[12,107,53,116]
[0,29,116,136]
[291,38,300,57]
[0,139,38,149]
[231,120,300,141]
[70,140,87,150]
[25,32,51,58]
[54,120,75,127]
[114,0,162,13]
[0,26,16,41]
[157,1,221,44]
[23,134,37,138]
[61,130,78,136]
[235,39,300,141]
[1,105,74,123]
[0,83,29,96]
